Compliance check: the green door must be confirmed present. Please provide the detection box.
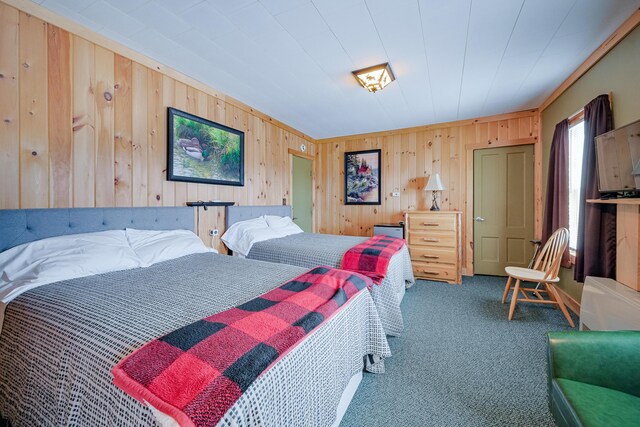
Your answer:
[473,145,535,276]
[292,155,313,232]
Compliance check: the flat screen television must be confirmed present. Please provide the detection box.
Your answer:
[595,118,640,196]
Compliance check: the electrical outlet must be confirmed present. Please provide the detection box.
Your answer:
[209,229,219,236]
[392,191,400,197]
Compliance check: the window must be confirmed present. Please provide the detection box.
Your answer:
[568,118,584,252]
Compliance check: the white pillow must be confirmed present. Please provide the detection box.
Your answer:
[264,215,304,237]
[0,230,142,303]
[274,222,304,237]
[264,215,293,228]
[221,217,278,256]
[125,229,215,267]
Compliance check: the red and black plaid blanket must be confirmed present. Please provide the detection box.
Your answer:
[112,266,370,427]
[341,235,405,285]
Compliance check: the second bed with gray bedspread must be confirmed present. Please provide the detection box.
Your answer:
[247,233,415,336]
[0,253,390,427]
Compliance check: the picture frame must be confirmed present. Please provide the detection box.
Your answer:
[167,107,244,186]
[344,149,382,205]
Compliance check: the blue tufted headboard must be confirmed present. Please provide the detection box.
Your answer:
[0,207,194,252]
[225,205,292,229]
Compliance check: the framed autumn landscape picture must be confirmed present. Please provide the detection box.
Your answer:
[344,149,381,205]
[167,107,244,186]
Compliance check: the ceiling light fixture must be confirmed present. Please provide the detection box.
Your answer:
[352,62,395,93]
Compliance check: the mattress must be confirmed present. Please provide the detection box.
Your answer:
[247,233,415,336]
[0,253,390,427]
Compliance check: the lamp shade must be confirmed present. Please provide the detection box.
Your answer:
[424,173,446,191]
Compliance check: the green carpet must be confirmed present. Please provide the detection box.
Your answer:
[341,275,578,427]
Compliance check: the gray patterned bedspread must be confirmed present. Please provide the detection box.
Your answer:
[0,253,390,427]
[247,233,415,336]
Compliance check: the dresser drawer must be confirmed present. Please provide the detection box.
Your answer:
[408,214,456,231]
[412,261,458,281]
[409,246,457,265]
[408,230,456,248]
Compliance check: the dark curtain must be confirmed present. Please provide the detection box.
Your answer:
[542,119,571,268]
[574,94,616,282]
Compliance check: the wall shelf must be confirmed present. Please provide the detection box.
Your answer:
[186,201,235,208]
[587,198,640,205]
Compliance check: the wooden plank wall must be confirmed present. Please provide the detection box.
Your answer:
[0,4,315,253]
[315,110,541,275]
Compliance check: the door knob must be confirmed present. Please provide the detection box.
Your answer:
[474,216,486,222]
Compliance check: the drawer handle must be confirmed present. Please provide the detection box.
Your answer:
[421,270,440,275]
[422,255,440,259]
[422,223,439,226]
[423,238,439,242]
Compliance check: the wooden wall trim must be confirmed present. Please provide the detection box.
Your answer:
[287,148,315,161]
[539,8,640,112]
[465,136,536,151]
[555,285,581,316]
[316,109,538,144]
[463,135,541,276]
[288,150,317,233]
[1,0,315,143]
[534,109,542,240]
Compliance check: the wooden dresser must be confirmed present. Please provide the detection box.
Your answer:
[404,210,462,284]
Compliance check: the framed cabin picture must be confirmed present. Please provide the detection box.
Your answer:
[344,149,381,205]
[167,107,244,186]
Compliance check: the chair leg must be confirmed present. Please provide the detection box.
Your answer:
[545,283,557,304]
[502,276,513,304]
[508,279,521,320]
[533,289,545,300]
[548,284,575,328]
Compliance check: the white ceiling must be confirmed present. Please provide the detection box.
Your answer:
[32,0,640,139]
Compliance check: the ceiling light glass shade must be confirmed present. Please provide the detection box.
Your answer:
[352,63,395,93]
[424,173,446,191]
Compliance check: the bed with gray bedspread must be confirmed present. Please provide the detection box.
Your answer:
[247,233,415,336]
[0,253,390,427]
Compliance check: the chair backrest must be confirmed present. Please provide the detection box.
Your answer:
[533,228,569,280]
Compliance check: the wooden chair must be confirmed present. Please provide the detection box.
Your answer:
[501,228,574,327]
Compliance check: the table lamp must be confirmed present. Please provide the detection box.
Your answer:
[424,173,446,211]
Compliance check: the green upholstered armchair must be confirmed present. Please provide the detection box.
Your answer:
[547,331,640,427]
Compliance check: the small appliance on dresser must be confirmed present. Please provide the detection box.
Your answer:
[404,210,462,284]
[373,223,405,239]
